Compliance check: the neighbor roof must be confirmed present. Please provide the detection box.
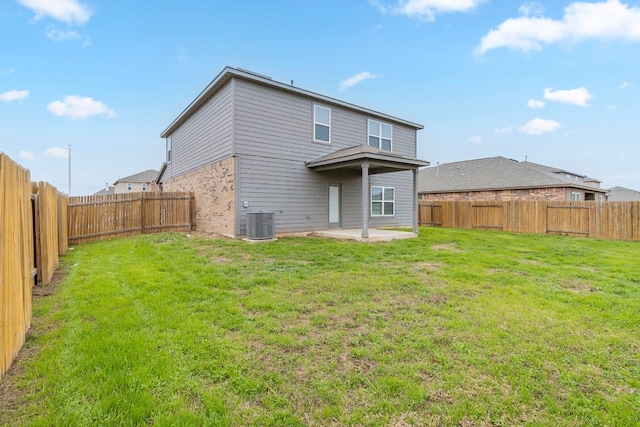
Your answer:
[418,156,604,194]
[114,169,159,185]
[607,186,640,201]
[160,67,424,138]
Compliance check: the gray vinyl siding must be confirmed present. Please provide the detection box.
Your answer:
[368,171,414,227]
[233,78,417,234]
[164,81,233,179]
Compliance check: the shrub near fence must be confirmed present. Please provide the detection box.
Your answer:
[1,154,35,380]
[68,192,194,244]
[419,200,640,241]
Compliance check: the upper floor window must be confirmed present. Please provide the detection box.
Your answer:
[571,192,581,201]
[314,105,331,143]
[142,183,147,191]
[127,182,132,191]
[368,120,392,151]
[371,186,395,216]
[167,136,172,163]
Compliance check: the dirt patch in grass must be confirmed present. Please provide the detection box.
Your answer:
[560,279,598,293]
[411,261,444,273]
[0,265,68,423]
[430,243,463,253]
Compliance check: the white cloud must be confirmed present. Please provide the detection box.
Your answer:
[18,0,92,25]
[47,95,116,119]
[43,147,69,159]
[468,136,483,143]
[19,151,34,160]
[477,0,640,55]
[619,81,632,89]
[519,118,561,135]
[369,0,389,13]
[375,0,484,21]
[519,2,545,17]
[494,126,513,134]
[543,87,593,107]
[0,68,15,76]
[339,72,378,91]
[46,26,81,41]
[0,90,29,102]
[528,99,545,108]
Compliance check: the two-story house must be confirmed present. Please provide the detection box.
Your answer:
[113,169,160,194]
[157,67,428,238]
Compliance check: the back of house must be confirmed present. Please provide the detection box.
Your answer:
[158,67,427,238]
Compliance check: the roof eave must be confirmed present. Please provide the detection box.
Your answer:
[161,67,424,138]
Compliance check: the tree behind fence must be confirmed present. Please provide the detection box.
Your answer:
[68,192,194,244]
[419,200,640,241]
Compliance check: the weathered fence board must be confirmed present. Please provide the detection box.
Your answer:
[419,200,640,242]
[34,182,62,285]
[68,192,194,244]
[1,154,35,380]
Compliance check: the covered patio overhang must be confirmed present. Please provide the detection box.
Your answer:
[306,145,430,239]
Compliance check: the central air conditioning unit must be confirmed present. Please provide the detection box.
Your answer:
[246,211,275,240]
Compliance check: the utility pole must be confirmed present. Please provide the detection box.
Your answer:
[68,143,71,196]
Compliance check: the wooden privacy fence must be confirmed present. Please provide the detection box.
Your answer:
[68,192,194,244]
[419,200,640,241]
[1,154,34,381]
[1,154,67,380]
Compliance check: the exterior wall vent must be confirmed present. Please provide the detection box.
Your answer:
[246,211,275,240]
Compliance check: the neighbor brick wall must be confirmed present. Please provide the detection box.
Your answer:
[163,157,235,236]
[420,187,568,202]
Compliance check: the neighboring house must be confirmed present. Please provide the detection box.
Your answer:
[157,66,428,238]
[94,183,115,196]
[607,186,640,201]
[419,156,606,202]
[113,169,159,194]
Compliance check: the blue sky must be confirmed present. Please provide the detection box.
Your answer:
[2,0,639,195]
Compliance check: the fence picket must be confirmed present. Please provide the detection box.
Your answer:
[67,192,194,244]
[419,200,640,241]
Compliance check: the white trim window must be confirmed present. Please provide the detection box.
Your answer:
[314,105,331,143]
[371,186,395,216]
[368,119,392,151]
[127,182,132,191]
[571,192,581,201]
[167,136,172,163]
[142,183,147,191]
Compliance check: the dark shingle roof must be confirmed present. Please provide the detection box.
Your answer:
[114,169,159,185]
[418,156,604,194]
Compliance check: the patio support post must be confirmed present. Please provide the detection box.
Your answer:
[413,168,419,234]
[361,162,369,239]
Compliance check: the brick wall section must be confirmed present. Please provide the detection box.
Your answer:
[420,187,568,202]
[164,157,235,236]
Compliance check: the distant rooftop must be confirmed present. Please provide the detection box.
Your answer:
[418,156,603,194]
[114,169,159,184]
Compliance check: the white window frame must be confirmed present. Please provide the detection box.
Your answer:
[314,105,331,143]
[166,136,172,163]
[142,183,147,191]
[371,186,395,217]
[571,192,581,201]
[368,119,392,151]
[127,182,132,191]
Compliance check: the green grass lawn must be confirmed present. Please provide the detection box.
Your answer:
[1,228,639,426]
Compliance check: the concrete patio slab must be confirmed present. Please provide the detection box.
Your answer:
[313,228,417,242]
